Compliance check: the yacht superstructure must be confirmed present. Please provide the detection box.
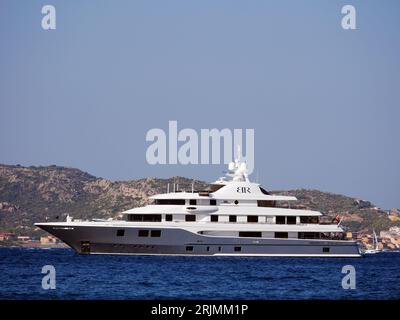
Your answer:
[35,157,361,257]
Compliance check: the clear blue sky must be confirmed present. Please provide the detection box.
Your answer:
[0,1,399,209]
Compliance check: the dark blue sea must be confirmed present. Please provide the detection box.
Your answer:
[0,248,399,300]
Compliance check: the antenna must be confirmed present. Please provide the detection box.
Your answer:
[236,144,242,162]
[192,180,194,193]
[167,183,170,193]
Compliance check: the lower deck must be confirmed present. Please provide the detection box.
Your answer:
[79,242,361,257]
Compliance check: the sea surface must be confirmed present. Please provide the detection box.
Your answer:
[0,247,399,300]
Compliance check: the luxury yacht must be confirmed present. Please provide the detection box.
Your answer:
[35,157,361,257]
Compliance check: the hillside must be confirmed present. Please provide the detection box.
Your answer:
[0,164,398,238]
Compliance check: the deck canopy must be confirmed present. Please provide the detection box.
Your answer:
[149,181,297,202]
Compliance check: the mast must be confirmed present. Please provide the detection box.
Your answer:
[373,229,378,250]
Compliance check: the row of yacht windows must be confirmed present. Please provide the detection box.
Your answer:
[116,229,329,240]
[154,199,277,207]
[154,199,217,206]
[127,214,319,224]
[238,232,322,239]
[116,229,162,237]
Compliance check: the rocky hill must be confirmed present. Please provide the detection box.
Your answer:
[0,164,398,238]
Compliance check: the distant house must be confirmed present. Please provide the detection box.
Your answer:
[40,235,58,244]
[17,236,30,242]
[0,233,17,241]
[380,226,400,238]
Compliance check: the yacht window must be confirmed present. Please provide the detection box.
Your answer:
[287,216,296,225]
[210,215,218,222]
[300,216,319,224]
[276,216,286,224]
[234,246,242,252]
[190,199,197,205]
[323,247,330,253]
[257,200,276,207]
[81,241,90,253]
[247,216,258,223]
[199,191,210,196]
[116,229,125,237]
[185,215,196,222]
[151,230,161,237]
[298,232,321,239]
[218,246,222,252]
[210,199,217,206]
[155,199,185,205]
[165,214,173,221]
[234,200,239,205]
[239,231,262,238]
[186,246,193,252]
[129,214,162,222]
[209,184,225,192]
[138,230,149,237]
[229,215,237,223]
[259,187,271,195]
[275,232,288,239]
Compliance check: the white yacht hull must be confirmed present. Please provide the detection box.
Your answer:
[36,223,362,257]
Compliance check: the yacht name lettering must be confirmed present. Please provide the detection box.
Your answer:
[237,187,251,193]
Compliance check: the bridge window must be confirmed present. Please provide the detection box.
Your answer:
[259,187,271,195]
[210,199,217,206]
[155,199,185,205]
[257,200,276,207]
[300,216,319,224]
[209,184,225,192]
[190,199,197,205]
[128,214,162,222]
